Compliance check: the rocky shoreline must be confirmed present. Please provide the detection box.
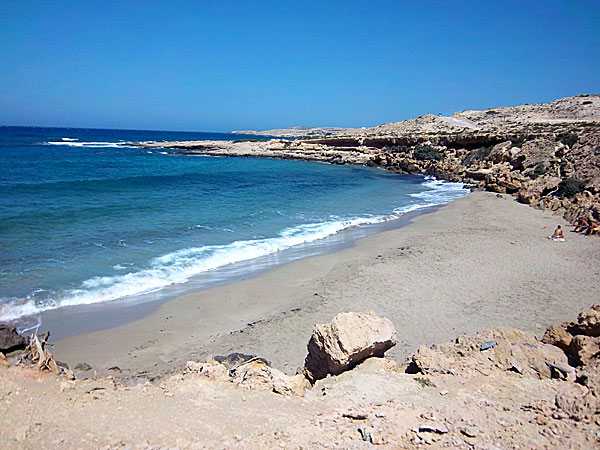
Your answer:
[130,95,600,225]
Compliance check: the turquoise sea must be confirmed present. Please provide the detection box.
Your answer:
[0,126,468,328]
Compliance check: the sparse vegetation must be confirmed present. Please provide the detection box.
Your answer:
[414,376,436,388]
[462,145,493,165]
[413,144,443,161]
[486,110,499,115]
[556,132,578,147]
[556,178,587,197]
[532,162,549,178]
[510,135,527,146]
[582,100,593,105]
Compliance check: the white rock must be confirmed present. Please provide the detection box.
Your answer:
[303,310,397,382]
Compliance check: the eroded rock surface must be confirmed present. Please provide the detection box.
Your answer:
[303,310,397,382]
[408,327,574,380]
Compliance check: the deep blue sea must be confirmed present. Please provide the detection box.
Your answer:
[0,126,468,325]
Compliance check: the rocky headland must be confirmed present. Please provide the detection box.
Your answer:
[132,94,600,224]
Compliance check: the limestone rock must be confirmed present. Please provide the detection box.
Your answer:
[408,327,574,380]
[303,311,397,383]
[555,385,600,422]
[186,358,308,396]
[230,359,308,396]
[185,360,229,382]
[570,335,600,366]
[575,304,600,337]
[542,324,573,352]
[214,352,270,368]
[487,141,513,164]
[0,325,26,353]
[577,360,600,396]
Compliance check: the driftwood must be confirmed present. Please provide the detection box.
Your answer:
[19,330,74,378]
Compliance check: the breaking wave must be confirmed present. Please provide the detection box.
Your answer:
[47,141,136,148]
[0,178,468,321]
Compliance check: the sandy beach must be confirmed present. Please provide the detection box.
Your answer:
[48,191,600,380]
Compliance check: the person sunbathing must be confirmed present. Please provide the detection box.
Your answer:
[549,225,565,241]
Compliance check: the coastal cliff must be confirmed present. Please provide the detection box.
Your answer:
[132,95,600,224]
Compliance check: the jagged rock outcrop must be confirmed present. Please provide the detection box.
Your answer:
[229,359,308,396]
[0,324,27,353]
[408,327,575,380]
[542,305,600,367]
[303,311,397,383]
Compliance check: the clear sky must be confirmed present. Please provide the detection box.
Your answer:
[1,1,598,132]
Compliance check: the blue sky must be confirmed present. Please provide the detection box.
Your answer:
[1,1,598,131]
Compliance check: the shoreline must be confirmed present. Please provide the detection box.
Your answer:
[38,201,446,342]
[49,191,600,380]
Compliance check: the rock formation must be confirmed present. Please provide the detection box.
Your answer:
[303,310,397,383]
[408,327,575,380]
[542,304,600,369]
[185,355,309,396]
[0,324,26,353]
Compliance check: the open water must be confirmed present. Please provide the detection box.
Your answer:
[0,126,468,325]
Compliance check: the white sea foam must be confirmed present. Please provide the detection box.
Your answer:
[408,176,470,205]
[61,137,78,141]
[47,141,136,148]
[0,177,468,321]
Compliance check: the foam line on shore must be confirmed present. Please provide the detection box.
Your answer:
[0,178,468,322]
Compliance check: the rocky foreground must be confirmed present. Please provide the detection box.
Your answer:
[131,95,600,224]
[1,305,600,448]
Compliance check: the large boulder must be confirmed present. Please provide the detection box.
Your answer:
[303,311,397,383]
[541,305,600,366]
[542,324,573,352]
[0,325,27,353]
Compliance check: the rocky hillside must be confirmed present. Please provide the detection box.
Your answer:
[136,95,600,223]
[264,95,600,223]
[233,95,600,138]
[363,124,600,224]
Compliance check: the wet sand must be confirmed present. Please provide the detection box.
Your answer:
[50,192,600,379]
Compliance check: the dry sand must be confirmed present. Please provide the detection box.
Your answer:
[49,192,600,380]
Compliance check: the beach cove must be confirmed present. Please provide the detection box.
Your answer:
[48,191,600,380]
